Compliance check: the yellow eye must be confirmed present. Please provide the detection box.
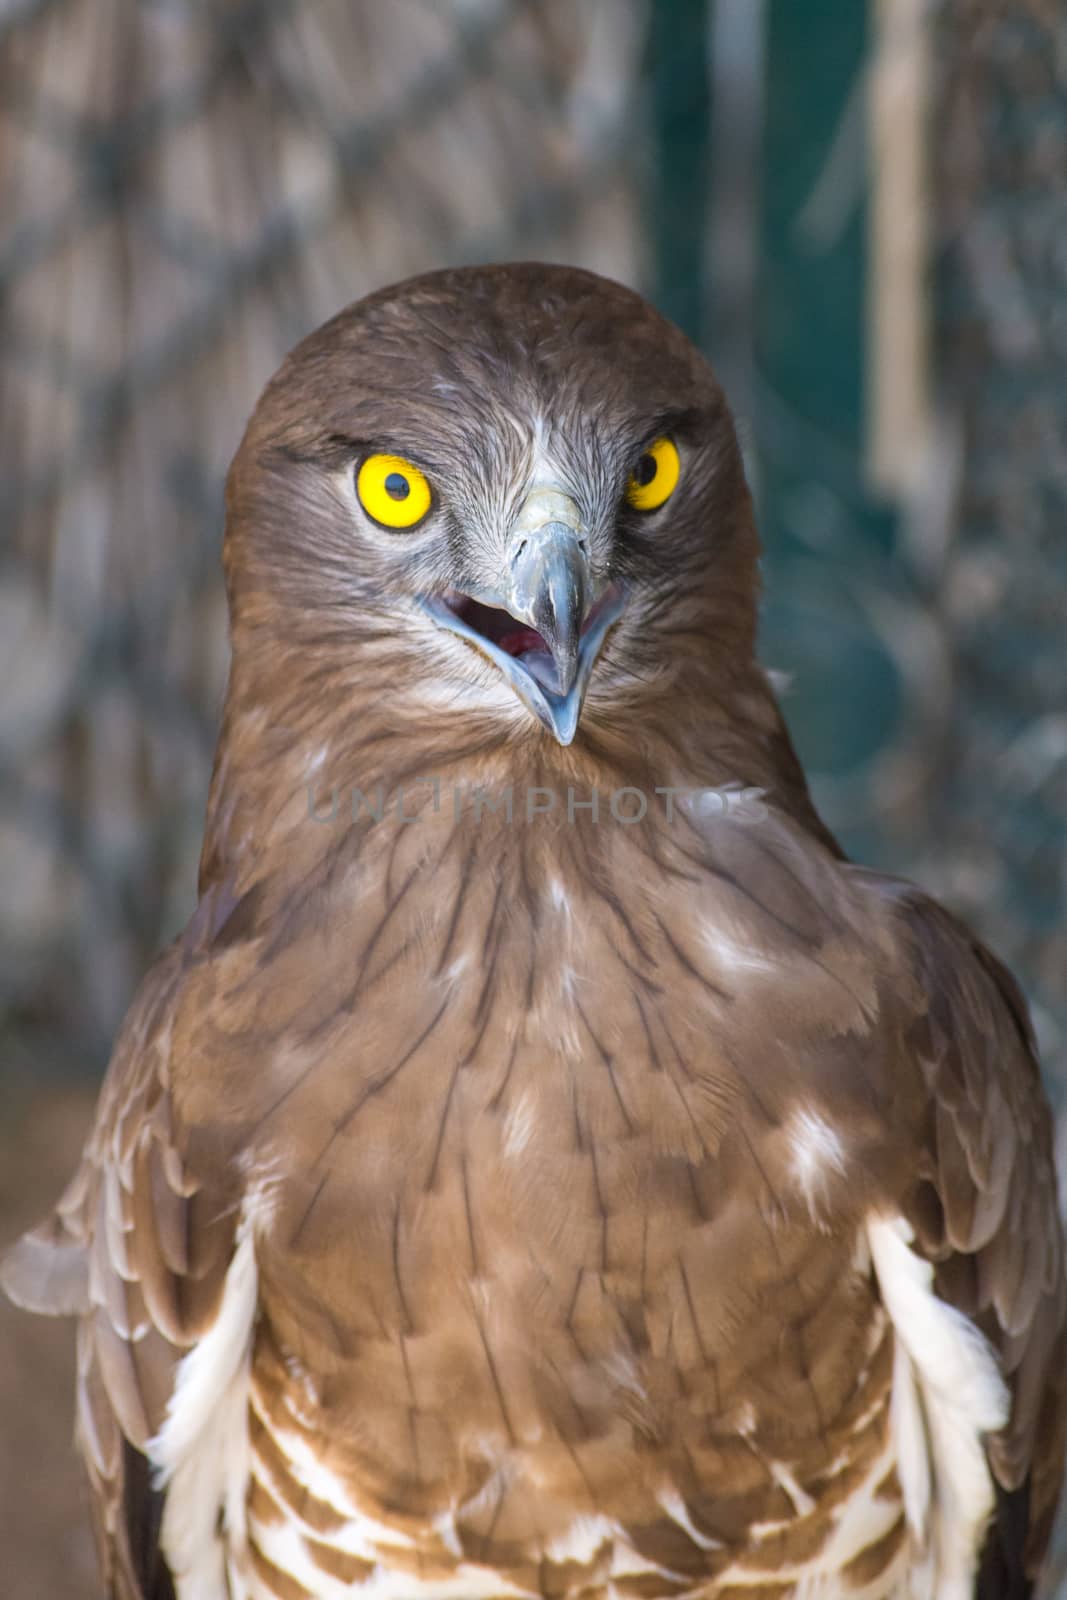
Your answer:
[356,453,433,529]
[625,436,680,512]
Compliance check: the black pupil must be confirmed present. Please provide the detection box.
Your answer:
[633,453,658,487]
[385,472,410,501]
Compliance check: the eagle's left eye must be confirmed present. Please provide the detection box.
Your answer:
[356,453,433,529]
[625,436,680,512]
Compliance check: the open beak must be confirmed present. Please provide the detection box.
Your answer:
[419,491,625,745]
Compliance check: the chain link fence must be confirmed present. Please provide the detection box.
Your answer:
[0,0,648,1069]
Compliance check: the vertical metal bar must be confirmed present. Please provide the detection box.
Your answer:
[867,0,931,497]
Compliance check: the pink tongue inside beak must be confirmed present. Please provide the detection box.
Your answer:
[497,625,548,658]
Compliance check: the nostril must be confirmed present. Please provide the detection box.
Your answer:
[511,538,529,565]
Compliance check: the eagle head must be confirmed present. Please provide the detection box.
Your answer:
[224,263,759,750]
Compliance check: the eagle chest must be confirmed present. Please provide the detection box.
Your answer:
[200,1207,913,1600]
[209,912,918,1600]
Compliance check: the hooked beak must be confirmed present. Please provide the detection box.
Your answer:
[503,519,588,697]
[419,490,626,745]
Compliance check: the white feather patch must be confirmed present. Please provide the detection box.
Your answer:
[702,923,777,979]
[548,875,571,917]
[341,1569,535,1600]
[543,1512,615,1564]
[148,1193,264,1599]
[655,1487,722,1551]
[868,1213,1010,1600]
[786,1107,848,1217]
[502,1089,538,1159]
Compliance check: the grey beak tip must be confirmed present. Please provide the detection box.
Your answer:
[554,651,579,698]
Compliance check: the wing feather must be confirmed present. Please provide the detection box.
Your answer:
[881,880,1067,1586]
[1,932,239,1599]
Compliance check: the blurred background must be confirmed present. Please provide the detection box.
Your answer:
[1,0,1065,1594]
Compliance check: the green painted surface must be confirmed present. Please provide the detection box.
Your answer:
[648,1,903,853]
[755,0,901,856]
[649,0,711,347]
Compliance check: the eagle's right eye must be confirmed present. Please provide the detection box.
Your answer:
[356,453,433,529]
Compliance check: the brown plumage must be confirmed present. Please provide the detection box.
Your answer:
[3,263,1065,1600]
